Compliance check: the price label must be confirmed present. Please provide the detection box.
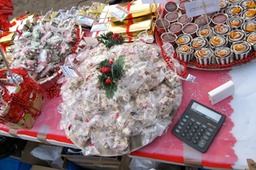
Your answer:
[185,0,220,18]
[60,66,79,77]
[76,16,95,27]
[109,5,129,22]
[186,74,196,82]
[90,22,110,32]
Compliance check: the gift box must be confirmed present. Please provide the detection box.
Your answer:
[93,0,159,42]
[0,45,44,129]
[109,14,155,41]
[108,1,159,22]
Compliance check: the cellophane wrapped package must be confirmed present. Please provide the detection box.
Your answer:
[0,68,44,129]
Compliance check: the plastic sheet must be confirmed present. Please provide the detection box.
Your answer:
[31,144,64,168]
[59,42,182,156]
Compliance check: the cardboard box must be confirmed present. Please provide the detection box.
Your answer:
[21,141,49,167]
[61,150,130,170]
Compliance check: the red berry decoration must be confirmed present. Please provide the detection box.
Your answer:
[99,67,111,73]
[108,59,114,65]
[97,55,125,99]
[105,78,112,85]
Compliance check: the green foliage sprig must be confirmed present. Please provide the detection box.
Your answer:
[97,55,125,99]
[97,32,124,49]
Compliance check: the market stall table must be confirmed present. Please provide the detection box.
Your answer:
[131,61,256,170]
[1,60,256,169]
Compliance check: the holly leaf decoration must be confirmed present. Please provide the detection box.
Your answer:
[111,55,125,81]
[104,83,118,99]
[97,55,125,99]
[97,32,124,49]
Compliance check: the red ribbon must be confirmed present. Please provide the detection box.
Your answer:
[126,2,133,42]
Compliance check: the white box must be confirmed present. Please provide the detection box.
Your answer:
[208,80,234,105]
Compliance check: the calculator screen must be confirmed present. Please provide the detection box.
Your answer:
[191,102,221,122]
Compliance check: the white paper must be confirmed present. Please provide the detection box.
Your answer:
[76,16,95,27]
[186,74,196,82]
[90,23,110,32]
[185,0,220,18]
[60,66,79,77]
[109,5,129,22]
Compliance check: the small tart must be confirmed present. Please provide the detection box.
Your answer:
[233,44,246,51]
[245,23,256,32]
[246,1,256,8]
[245,9,256,18]
[210,37,221,45]
[230,19,240,27]
[191,37,206,49]
[214,24,229,34]
[180,45,191,53]
[195,49,209,57]
[216,50,228,57]
[247,34,256,43]
[214,25,223,31]
[177,37,185,44]
[232,7,241,14]
[200,28,209,36]
[192,41,201,48]
[219,1,227,8]
[229,31,242,39]
[176,34,192,45]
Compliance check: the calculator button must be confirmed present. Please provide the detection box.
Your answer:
[205,131,212,136]
[180,122,185,126]
[208,127,214,132]
[189,132,194,137]
[188,122,193,126]
[183,129,188,133]
[178,125,183,129]
[192,129,197,133]
[196,121,201,125]
[203,135,209,140]
[187,136,192,141]
[195,136,200,141]
[184,115,189,119]
[182,118,188,122]
[202,124,207,129]
[186,126,191,130]
[194,125,199,129]
[181,133,186,137]
[175,129,180,133]
[198,139,207,148]
[191,118,195,122]
[197,132,203,136]
[200,128,205,133]
[193,140,198,144]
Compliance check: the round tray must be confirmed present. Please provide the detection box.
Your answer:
[182,51,256,71]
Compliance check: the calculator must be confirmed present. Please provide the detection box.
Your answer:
[172,100,226,153]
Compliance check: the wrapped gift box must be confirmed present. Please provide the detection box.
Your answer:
[93,0,159,42]
[0,68,44,129]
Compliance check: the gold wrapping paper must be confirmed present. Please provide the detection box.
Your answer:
[108,1,159,22]
[0,32,15,43]
[109,14,153,34]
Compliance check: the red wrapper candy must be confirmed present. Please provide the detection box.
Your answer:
[0,68,44,129]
